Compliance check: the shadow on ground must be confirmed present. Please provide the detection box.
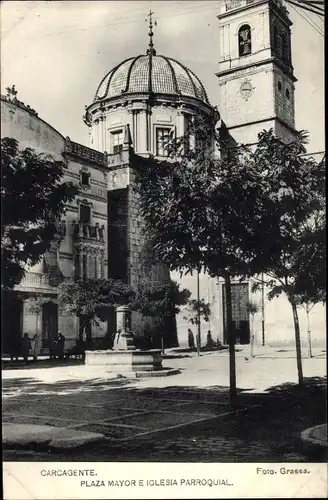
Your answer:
[2,373,327,463]
[2,359,85,371]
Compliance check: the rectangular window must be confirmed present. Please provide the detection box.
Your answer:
[81,171,90,186]
[111,130,123,154]
[79,204,91,224]
[156,128,171,156]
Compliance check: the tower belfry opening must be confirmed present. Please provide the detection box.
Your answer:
[216,0,297,146]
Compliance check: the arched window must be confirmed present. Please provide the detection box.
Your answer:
[238,24,252,57]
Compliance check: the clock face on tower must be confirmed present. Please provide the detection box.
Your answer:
[239,79,254,100]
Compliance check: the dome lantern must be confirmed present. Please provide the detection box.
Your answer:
[146,9,157,57]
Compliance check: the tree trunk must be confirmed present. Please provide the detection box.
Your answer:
[80,317,92,349]
[86,319,92,348]
[34,312,39,360]
[291,300,304,385]
[161,336,165,356]
[161,314,165,355]
[225,274,237,407]
[250,315,255,358]
[196,269,201,356]
[306,307,313,359]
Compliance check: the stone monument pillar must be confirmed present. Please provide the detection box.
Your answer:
[113,305,136,351]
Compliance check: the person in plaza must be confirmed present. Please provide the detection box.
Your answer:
[49,336,57,360]
[22,332,36,363]
[188,328,195,349]
[57,331,66,360]
[9,334,21,362]
[206,330,214,349]
[32,333,40,361]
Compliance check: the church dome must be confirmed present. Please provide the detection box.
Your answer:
[94,55,209,104]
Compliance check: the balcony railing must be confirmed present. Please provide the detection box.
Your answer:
[105,149,131,167]
[225,0,284,11]
[72,221,105,241]
[65,138,105,166]
[16,271,70,290]
[16,272,52,289]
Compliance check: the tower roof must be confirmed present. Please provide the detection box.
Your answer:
[94,55,209,104]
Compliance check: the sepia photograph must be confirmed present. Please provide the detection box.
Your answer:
[1,0,326,498]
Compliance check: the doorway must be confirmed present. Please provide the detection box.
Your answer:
[1,295,23,355]
[42,302,58,349]
[222,283,250,345]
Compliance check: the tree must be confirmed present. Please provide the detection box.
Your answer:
[132,280,190,354]
[1,137,78,290]
[134,116,269,406]
[25,295,50,335]
[183,298,211,353]
[135,117,325,399]
[183,298,211,326]
[245,301,260,358]
[250,131,325,384]
[293,207,326,358]
[58,278,135,348]
[25,295,52,358]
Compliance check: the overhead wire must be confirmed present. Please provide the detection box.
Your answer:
[1,2,40,40]
[293,4,325,33]
[298,0,325,11]
[286,0,325,17]
[287,2,324,36]
[10,2,220,40]
[314,12,325,22]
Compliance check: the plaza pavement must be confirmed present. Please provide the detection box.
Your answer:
[2,347,326,459]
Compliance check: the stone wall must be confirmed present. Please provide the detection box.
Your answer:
[1,99,64,158]
[174,272,326,349]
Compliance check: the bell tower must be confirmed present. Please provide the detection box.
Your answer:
[216,0,297,146]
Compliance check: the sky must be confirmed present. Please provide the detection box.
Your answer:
[1,0,324,153]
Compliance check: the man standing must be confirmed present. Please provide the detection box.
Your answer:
[22,333,36,363]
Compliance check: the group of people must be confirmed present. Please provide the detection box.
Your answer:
[9,331,66,363]
[9,332,37,363]
[49,332,66,361]
[187,328,218,350]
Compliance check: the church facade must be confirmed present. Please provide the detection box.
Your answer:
[1,0,325,356]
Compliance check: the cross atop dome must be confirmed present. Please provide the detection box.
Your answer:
[146,10,157,56]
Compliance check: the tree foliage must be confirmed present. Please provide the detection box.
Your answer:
[250,131,325,302]
[25,295,52,316]
[132,280,190,318]
[135,122,325,389]
[58,278,135,321]
[249,131,325,383]
[1,137,78,290]
[183,298,211,326]
[134,118,267,402]
[135,126,265,280]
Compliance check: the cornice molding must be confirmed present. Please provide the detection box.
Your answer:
[86,92,214,118]
[216,56,297,82]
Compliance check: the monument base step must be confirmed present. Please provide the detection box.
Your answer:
[115,368,181,378]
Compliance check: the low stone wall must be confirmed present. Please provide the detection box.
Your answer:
[85,349,162,371]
